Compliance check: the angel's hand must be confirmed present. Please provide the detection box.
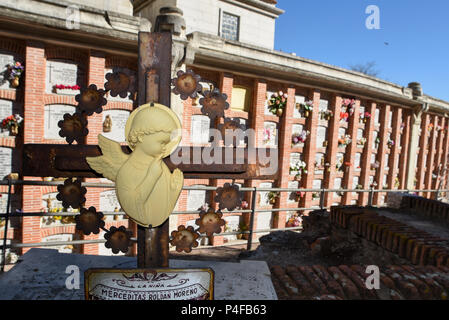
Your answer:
[171,168,183,190]
[148,155,163,179]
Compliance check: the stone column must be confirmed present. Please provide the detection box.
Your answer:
[406,103,429,190]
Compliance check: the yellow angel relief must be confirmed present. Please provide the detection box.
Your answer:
[86,103,184,228]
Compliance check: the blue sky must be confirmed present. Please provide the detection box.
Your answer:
[274,0,449,101]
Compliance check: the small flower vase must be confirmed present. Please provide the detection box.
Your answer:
[276,108,283,117]
[269,198,276,205]
[305,110,309,117]
[322,141,328,147]
[114,214,120,221]
[363,118,367,123]
[10,76,19,88]
[9,123,18,136]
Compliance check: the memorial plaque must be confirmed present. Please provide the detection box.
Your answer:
[383,174,388,186]
[44,104,76,140]
[374,109,380,125]
[186,186,206,211]
[0,99,13,136]
[287,180,299,203]
[85,268,214,300]
[369,176,374,185]
[317,126,327,147]
[338,127,346,138]
[312,180,322,191]
[0,147,12,179]
[223,215,240,241]
[290,153,301,167]
[293,95,305,118]
[357,129,364,140]
[100,189,120,212]
[264,91,275,115]
[384,154,389,169]
[352,177,359,196]
[46,60,78,93]
[0,52,15,89]
[101,109,130,143]
[388,111,393,128]
[372,131,378,148]
[255,211,272,237]
[319,99,328,111]
[292,124,303,135]
[0,193,7,214]
[263,122,277,147]
[370,154,376,164]
[191,115,210,144]
[359,105,365,115]
[355,153,361,169]
[334,178,342,197]
[336,153,344,164]
[42,234,73,253]
[258,182,272,206]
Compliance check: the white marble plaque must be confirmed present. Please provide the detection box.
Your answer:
[372,131,378,148]
[42,234,73,253]
[187,187,206,211]
[256,211,272,232]
[290,153,301,167]
[317,126,327,147]
[191,115,210,144]
[263,122,277,147]
[288,181,299,203]
[46,60,78,93]
[258,182,272,207]
[236,118,247,146]
[388,111,393,128]
[369,176,374,185]
[264,91,275,115]
[374,109,380,125]
[384,154,389,169]
[313,179,322,189]
[338,127,346,138]
[334,178,342,197]
[223,215,240,241]
[0,52,15,89]
[383,174,388,186]
[319,99,328,111]
[0,147,12,179]
[0,99,13,136]
[355,153,361,169]
[44,104,76,140]
[357,129,364,140]
[315,153,324,168]
[293,95,305,118]
[336,153,344,164]
[292,124,303,135]
[0,193,7,215]
[352,177,359,196]
[100,190,120,212]
[101,110,130,143]
[359,105,365,115]
[371,153,376,164]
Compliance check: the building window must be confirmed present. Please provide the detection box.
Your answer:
[221,12,239,41]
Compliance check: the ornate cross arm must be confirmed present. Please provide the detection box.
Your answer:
[23,144,278,180]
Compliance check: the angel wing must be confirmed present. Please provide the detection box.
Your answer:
[86,134,129,182]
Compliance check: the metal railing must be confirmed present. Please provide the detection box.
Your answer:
[0,179,448,271]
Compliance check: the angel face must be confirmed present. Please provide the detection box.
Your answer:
[139,131,172,157]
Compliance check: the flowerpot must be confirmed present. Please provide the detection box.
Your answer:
[276,108,283,117]
[11,76,19,88]
[55,89,80,96]
[9,123,18,136]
